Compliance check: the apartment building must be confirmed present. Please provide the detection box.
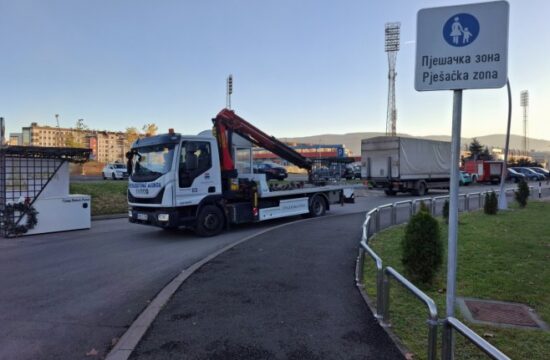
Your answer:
[15,123,128,163]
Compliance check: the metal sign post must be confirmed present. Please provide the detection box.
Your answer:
[416,2,509,359]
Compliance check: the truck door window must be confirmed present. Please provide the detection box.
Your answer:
[179,141,212,188]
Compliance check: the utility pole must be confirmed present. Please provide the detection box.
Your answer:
[385,22,400,136]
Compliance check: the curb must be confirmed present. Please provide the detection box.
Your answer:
[92,213,127,221]
[106,210,367,360]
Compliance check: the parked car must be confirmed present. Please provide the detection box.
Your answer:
[459,171,472,186]
[511,167,545,181]
[529,167,550,180]
[312,166,331,181]
[102,163,128,180]
[352,165,362,179]
[254,162,288,181]
[341,164,357,180]
[507,168,526,183]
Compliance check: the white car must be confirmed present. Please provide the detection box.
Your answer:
[102,163,128,180]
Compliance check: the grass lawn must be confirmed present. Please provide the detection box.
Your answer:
[363,201,550,360]
[70,181,128,216]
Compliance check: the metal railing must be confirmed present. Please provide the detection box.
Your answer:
[443,317,511,360]
[355,187,535,359]
[383,266,439,360]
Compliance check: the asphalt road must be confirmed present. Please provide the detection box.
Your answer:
[0,219,309,360]
[130,213,404,360]
[1,182,547,360]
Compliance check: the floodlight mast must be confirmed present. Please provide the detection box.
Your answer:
[385,22,400,137]
[226,74,233,110]
[520,90,529,155]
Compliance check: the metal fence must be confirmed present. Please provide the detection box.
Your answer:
[355,187,537,359]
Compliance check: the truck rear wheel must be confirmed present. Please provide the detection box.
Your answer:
[384,189,396,196]
[308,195,326,217]
[413,181,427,196]
[195,205,224,237]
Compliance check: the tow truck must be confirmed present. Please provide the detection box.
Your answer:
[126,109,354,236]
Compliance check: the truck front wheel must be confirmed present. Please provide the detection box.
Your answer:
[195,205,224,237]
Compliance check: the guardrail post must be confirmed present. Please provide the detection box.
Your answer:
[408,202,413,220]
[442,319,454,360]
[375,209,381,233]
[427,318,438,360]
[431,198,437,216]
[479,192,484,209]
[375,267,384,320]
[381,271,391,326]
[356,247,365,287]
[391,204,397,225]
[465,194,470,212]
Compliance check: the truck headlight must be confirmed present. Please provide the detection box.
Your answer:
[157,213,170,222]
[128,210,132,217]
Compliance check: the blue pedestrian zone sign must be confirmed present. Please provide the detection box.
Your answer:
[443,13,480,47]
[415,1,509,91]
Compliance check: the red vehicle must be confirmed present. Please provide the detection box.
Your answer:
[463,160,503,184]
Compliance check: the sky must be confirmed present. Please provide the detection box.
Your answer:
[1,0,548,141]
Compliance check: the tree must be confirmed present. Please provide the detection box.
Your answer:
[509,158,542,168]
[65,133,82,148]
[468,138,483,160]
[480,146,493,160]
[142,123,158,137]
[70,118,88,147]
[76,118,88,131]
[125,127,140,144]
[483,191,498,215]
[401,210,443,284]
[515,180,530,208]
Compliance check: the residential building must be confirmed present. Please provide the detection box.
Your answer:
[16,123,129,163]
[9,133,22,146]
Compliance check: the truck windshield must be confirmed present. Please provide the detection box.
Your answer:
[131,143,175,182]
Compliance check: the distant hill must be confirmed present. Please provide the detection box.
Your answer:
[280,133,550,156]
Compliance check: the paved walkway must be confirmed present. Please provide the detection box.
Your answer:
[130,213,403,360]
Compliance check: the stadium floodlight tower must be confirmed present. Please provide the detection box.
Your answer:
[385,22,400,136]
[226,74,233,110]
[520,90,529,155]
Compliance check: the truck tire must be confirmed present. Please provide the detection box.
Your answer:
[308,195,326,217]
[413,181,427,196]
[195,205,225,237]
[384,189,396,196]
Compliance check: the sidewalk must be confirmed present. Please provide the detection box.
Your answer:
[130,213,403,360]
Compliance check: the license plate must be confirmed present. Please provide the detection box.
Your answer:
[137,213,148,221]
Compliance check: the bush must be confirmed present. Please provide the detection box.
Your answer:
[401,210,443,284]
[443,199,449,224]
[515,180,530,208]
[484,191,498,215]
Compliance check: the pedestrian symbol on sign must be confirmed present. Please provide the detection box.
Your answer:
[443,13,479,47]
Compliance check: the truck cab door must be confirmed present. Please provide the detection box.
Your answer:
[175,140,221,206]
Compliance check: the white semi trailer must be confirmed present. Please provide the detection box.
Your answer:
[361,136,451,196]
